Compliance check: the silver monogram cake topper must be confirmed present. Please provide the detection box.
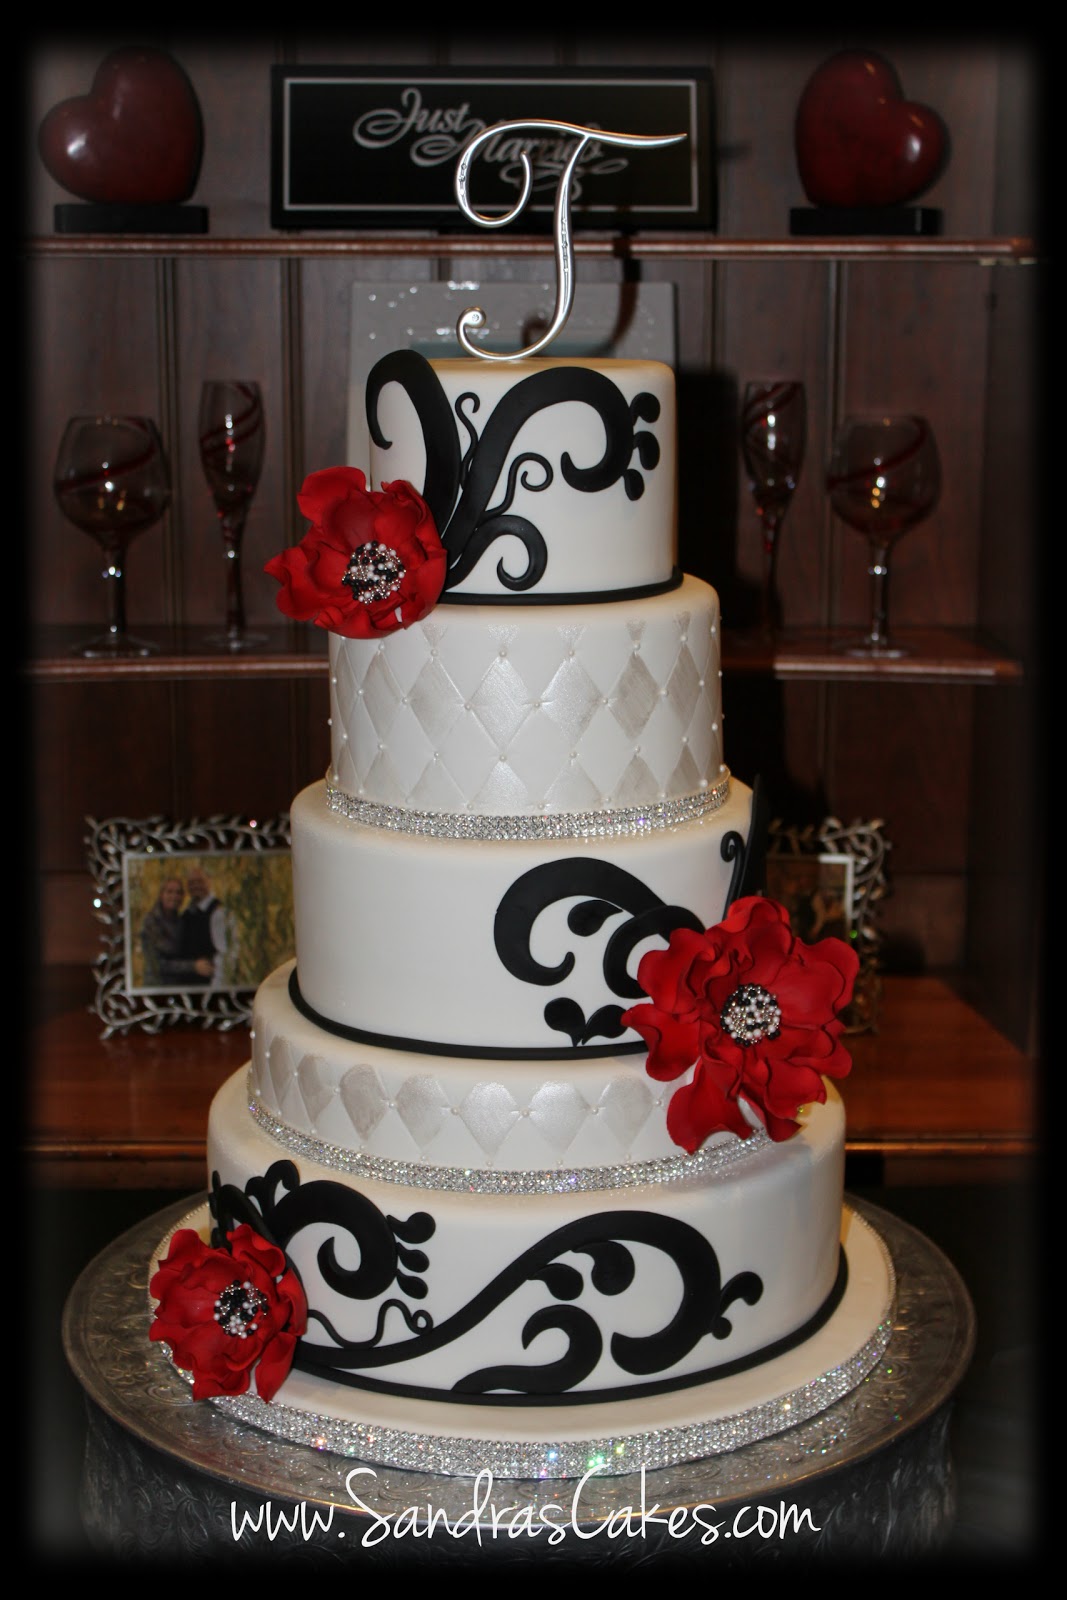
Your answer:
[454,119,686,361]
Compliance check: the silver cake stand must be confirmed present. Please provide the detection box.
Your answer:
[64,1195,974,1568]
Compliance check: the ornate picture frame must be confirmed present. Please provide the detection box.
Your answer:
[86,814,293,1037]
[766,816,890,1032]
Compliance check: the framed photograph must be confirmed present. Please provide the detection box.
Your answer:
[765,817,890,1033]
[271,66,714,232]
[764,850,855,945]
[86,814,294,1037]
[347,279,676,469]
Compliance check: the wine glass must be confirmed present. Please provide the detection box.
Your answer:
[198,380,266,650]
[740,380,807,635]
[827,415,941,658]
[53,415,170,658]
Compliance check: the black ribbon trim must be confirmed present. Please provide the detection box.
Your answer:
[288,967,646,1060]
[293,1247,850,1407]
[436,567,684,606]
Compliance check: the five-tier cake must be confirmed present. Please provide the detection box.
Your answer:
[148,337,894,1479]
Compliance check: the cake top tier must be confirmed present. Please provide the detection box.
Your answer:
[366,350,678,602]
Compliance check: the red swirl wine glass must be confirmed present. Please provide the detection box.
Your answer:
[827,415,941,658]
[53,414,170,658]
[198,379,266,650]
[740,380,807,635]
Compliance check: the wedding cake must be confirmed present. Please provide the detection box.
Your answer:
[147,340,894,1480]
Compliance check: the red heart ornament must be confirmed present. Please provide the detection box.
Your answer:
[38,47,203,205]
[795,51,948,208]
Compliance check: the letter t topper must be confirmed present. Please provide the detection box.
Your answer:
[454,119,686,361]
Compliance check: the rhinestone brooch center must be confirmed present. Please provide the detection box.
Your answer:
[215,1278,269,1339]
[721,983,782,1045]
[343,541,406,603]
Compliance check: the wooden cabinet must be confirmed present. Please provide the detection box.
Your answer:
[22,37,1040,1184]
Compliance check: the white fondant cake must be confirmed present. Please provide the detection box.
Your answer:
[366,355,677,598]
[326,575,726,818]
[209,1070,847,1397]
[152,347,892,1480]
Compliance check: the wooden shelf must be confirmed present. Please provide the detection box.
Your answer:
[23,623,1022,686]
[723,626,1025,685]
[25,233,1039,264]
[26,966,1034,1190]
[23,624,329,682]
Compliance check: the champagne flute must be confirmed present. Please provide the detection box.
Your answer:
[53,415,170,658]
[827,415,941,658]
[740,380,807,635]
[198,380,266,650]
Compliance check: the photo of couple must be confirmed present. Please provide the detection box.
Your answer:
[125,850,294,996]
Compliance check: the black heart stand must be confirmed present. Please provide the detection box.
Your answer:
[53,201,209,235]
[789,206,942,237]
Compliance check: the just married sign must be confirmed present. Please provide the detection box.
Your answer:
[270,67,714,231]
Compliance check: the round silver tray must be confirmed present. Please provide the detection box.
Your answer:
[64,1194,975,1565]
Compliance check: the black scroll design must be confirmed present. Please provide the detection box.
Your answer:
[721,772,768,909]
[225,1163,765,1397]
[366,349,661,593]
[493,859,703,1046]
[723,774,771,915]
[451,1211,762,1397]
[210,1163,437,1341]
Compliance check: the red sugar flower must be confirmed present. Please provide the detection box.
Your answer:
[149,1223,307,1402]
[265,466,446,639]
[621,895,859,1153]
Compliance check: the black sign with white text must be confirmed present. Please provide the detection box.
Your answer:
[270,67,715,231]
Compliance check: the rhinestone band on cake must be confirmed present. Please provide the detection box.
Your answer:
[213,1318,893,1476]
[247,1074,770,1194]
[324,770,731,841]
